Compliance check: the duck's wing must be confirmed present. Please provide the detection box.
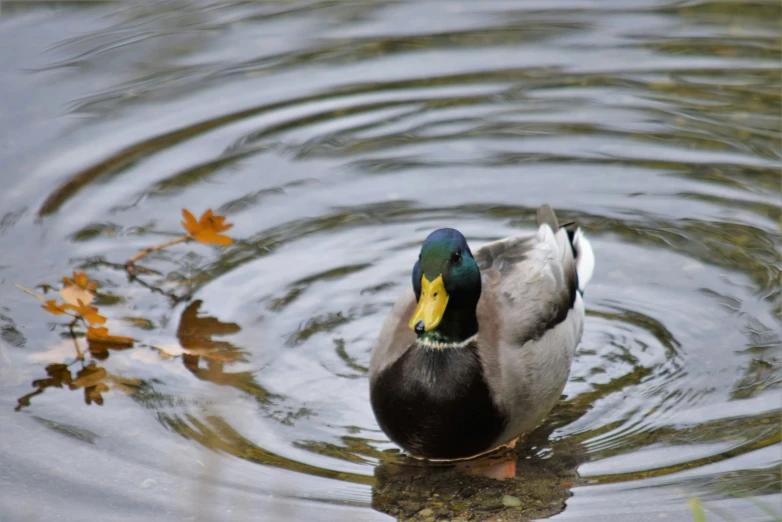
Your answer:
[475,205,594,443]
[475,205,593,345]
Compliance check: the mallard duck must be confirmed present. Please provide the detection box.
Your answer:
[369,205,594,460]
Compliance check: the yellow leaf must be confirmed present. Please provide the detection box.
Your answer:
[42,300,69,316]
[181,208,234,246]
[63,271,99,291]
[60,284,94,306]
[63,300,106,325]
[86,327,134,347]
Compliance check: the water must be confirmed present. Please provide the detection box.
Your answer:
[0,1,779,521]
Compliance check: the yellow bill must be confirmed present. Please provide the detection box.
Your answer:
[409,274,449,332]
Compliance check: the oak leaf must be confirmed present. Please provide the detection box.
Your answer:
[181,209,233,246]
[86,327,134,347]
[63,300,106,325]
[60,271,98,306]
[60,285,95,306]
[42,300,70,316]
[63,271,99,291]
[70,362,110,406]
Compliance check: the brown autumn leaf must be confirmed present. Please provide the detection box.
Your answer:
[60,284,95,306]
[42,300,70,316]
[63,300,106,325]
[16,363,74,411]
[106,374,143,396]
[63,271,99,292]
[70,362,110,406]
[84,383,110,405]
[181,208,234,246]
[88,342,110,360]
[85,327,134,347]
[36,363,73,388]
[176,300,244,363]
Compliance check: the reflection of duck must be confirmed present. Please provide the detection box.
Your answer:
[369,205,594,460]
[372,409,588,521]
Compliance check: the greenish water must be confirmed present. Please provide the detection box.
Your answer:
[0,1,779,521]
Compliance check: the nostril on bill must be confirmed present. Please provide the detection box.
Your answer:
[414,320,425,334]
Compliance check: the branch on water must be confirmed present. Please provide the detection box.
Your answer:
[68,317,84,361]
[125,234,191,275]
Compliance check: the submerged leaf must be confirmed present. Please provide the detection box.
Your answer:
[181,208,234,246]
[688,498,706,522]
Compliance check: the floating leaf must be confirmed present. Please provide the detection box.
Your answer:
[60,285,95,306]
[71,362,106,386]
[36,363,73,388]
[42,300,70,316]
[63,271,99,292]
[84,382,110,405]
[70,363,110,406]
[63,300,106,325]
[107,375,143,395]
[181,209,233,246]
[15,363,73,411]
[122,317,155,330]
[688,498,706,522]
[150,344,185,359]
[85,327,134,347]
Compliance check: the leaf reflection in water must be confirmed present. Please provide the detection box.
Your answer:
[15,293,265,411]
[174,299,278,403]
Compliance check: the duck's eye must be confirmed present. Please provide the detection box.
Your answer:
[451,252,462,264]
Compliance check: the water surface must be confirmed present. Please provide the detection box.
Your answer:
[0,1,780,521]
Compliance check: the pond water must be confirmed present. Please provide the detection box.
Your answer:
[0,1,779,521]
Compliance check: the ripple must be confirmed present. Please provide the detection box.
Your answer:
[1,0,780,520]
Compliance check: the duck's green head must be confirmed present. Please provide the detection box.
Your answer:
[409,228,481,339]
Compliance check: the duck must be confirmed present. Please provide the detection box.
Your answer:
[369,205,594,461]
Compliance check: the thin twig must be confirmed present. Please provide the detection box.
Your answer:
[91,258,189,304]
[78,315,91,331]
[68,317,84,360]
[127,271,192,305]
[14,284,46,302]
[126,234,191,275]
[88,259,163,276]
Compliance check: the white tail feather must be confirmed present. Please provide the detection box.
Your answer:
[573,228,594,292]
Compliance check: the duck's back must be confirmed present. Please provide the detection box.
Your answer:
[473,206,594,447]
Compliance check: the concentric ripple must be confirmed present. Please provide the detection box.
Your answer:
[0,0,779,521]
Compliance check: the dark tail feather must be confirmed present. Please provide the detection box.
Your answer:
[536,204,559,230]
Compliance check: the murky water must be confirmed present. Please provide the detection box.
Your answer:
[1,1,780,521]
